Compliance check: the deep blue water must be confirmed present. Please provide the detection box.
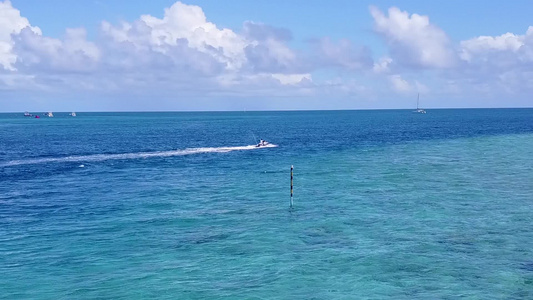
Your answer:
[1,109,532,299]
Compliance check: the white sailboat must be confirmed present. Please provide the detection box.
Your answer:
[415,93,426,114]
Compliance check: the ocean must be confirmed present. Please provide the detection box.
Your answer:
[1,109,532,299]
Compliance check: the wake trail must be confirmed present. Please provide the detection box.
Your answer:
[0,144,277,167]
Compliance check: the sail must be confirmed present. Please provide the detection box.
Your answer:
[414,93,426,113]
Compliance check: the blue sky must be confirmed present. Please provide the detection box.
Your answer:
[1,0,532,111]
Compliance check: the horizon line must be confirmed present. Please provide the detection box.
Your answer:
[3,106,533,114]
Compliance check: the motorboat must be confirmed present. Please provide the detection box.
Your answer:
[256,139,270,147]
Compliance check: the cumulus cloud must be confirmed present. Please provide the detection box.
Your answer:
[2,0,533,109]
[0,0,41,70]
[13,27,100,73]
[100,2,247,72]
[461,33,523,54]
[373,56,392,73]
[243,38,299,73]
[459,26,533,68]
[437,26,533,99]
[370,6,533,102]
[389,74,411,93]
[2,0,383,99]
[4,1,318,94]
[370,6,456,69]
[241,22,308,74]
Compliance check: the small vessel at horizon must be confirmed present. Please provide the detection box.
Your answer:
[70,112,77,117]
[24,111,32,117]
[45,112,54,117]
[414,93,426,114]
[256,139,270,147]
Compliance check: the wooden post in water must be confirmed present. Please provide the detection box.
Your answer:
[290,165,294,208]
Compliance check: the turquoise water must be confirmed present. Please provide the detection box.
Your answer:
[1,109,532,299]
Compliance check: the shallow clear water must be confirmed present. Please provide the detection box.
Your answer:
[1,109,532,299]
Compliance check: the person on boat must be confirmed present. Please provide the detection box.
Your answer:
[257,139,268,147]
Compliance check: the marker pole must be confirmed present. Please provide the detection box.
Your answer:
[290,165,294,208]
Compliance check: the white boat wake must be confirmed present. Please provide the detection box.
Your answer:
[0,144,278,167]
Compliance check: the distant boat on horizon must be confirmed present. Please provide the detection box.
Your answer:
[24,111,32,117]
[70,112,77,117]
[45,112,54,117]
[414,93,426,114]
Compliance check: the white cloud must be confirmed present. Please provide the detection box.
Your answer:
[13,27,100,72]
[1,0,374,100]
[241,22,307,74]
[0,72,41,90]
[441,26,533,100]
[389,74,411,93]
[244,38,299,73]
[373,56,392,73]
[459,26,533,66]
[1,1,533,110]
[369,6,533,102]
[101,2,247,71]
[370,6,456,69]
[4,1,316,94]
[461,33,523,54]
[271,73,311,85]
[0,0,41,70]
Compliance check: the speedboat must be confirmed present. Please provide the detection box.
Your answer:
[256,139,270,147]
[45,112,54,117]
[24,111,32,117]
